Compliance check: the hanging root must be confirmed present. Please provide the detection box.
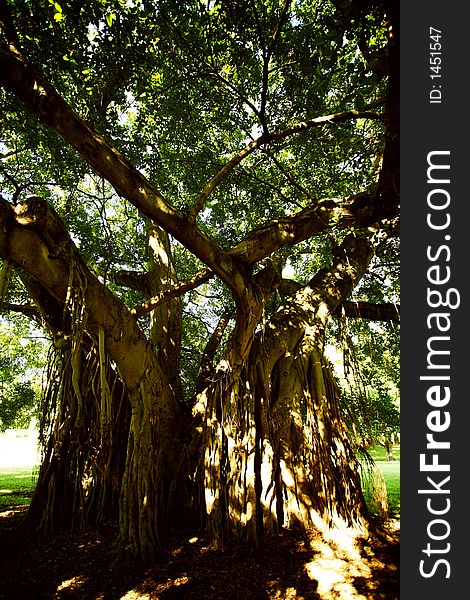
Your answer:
[359,460,389,519]
[27,256,129,533]
[98,326,112,437]
[0,259,13,301]
[64,257,88,425]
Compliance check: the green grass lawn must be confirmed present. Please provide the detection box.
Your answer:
[0,466,37,509]
[365,444,401,462]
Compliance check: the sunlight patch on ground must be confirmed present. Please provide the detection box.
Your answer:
[386,517,400,532]
[56,576,88,592]
[0,506,28,518]
[305,529,376,600]
[306,554,369,599]
[271,587,303,599]
[121,575,191,599]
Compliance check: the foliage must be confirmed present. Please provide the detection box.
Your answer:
[1,0,397,407]
[346,379,399,443]
[0,381,36,431]
[1,0,389,243]
[0,315,46,431]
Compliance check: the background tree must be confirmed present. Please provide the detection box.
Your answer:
[0,0,399,562]
[324,239,400,456]
[0,267,47,431]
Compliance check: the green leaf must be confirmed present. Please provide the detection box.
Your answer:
[106,13,116,27]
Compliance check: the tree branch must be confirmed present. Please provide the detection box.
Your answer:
[161,7,262,122]
[189,108,383,220]
[95,267,150,293]
[230,193,398,266]
[279,275,399,323]
[0,0,21,56]
[260,0,292,132]
[131,268,213,317]
[0,302,40,321]
[0,24,249,299]
[0,147,26,160]
[195,311,231,394]
[336,300,400,323]
[0,194,164,392]
[249,0,266,55]
[262,148,315,201]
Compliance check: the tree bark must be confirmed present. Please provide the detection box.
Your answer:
[337,300,400,323]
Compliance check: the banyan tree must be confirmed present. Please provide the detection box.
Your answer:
[0,0,399,562]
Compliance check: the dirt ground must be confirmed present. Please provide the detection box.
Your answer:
[0,507,399,600]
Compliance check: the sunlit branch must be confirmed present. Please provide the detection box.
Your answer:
[131,268,213,317]
[189,108,383,220]
[229,195,398,266]
[189,136,266,220]
[93,267,149,293]
[269,109,384,142]
[0,24,249,298]
[0,147,26,160]
[279,276,399,322]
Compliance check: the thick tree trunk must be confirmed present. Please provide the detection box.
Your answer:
[117,375,181,563]
[190,266,280,546]
[146,224,184,404]
[193,234,374,546]
[265,344,366,533]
